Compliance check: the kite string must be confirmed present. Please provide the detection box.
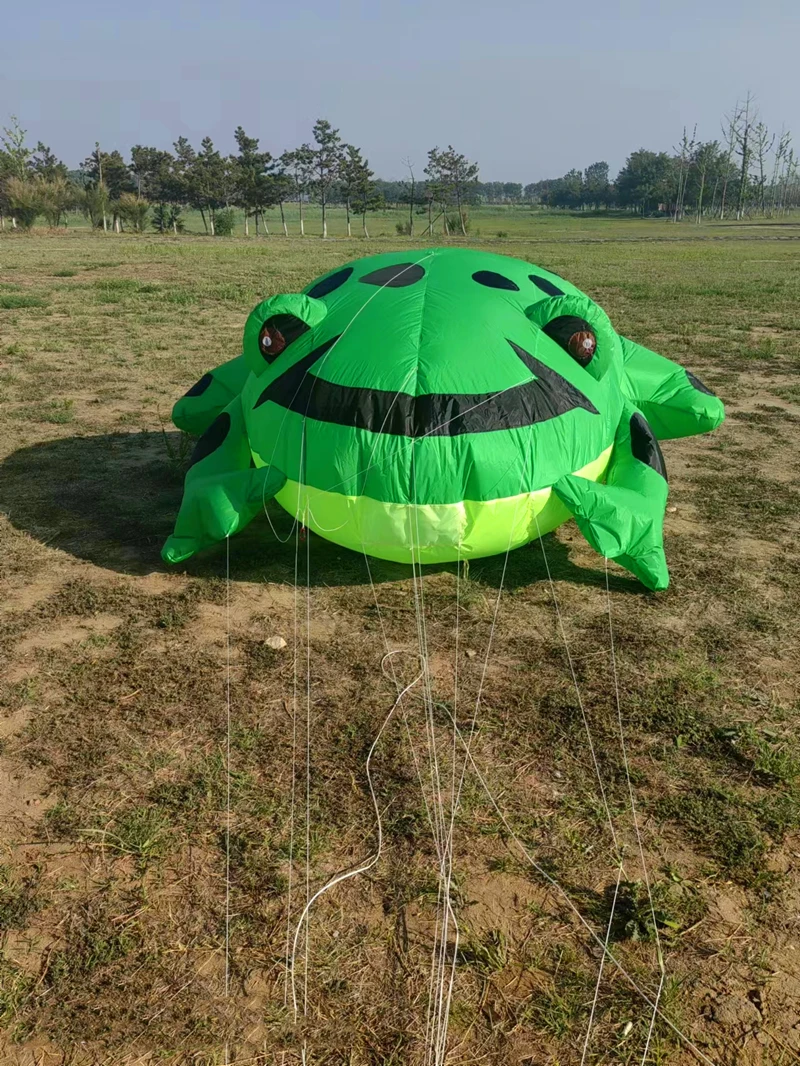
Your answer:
[530,524,665,1062]
[531,514,618,852]
[440,704,717,1066]
[303,494,312,1021]
[428,430,537,1064]
[353,498,705,1064]
[224,534,232,1063]
[254,252,668,1060]
[530,514,628,1059]
[289,655,425,1019]
[604,556,666,1062]
[282,495,302,1026]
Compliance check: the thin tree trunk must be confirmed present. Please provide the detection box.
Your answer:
[245,212,250,236]
[696,171,706,223]
[200,208,208,235]
[322,192,327,238]
[115,217,120,233]
[736,116,750,221]
[299,195,304,236]
[362,211,368,238]
[279,200,288,236]
[455,184,466,235]
[98,150,108,234]
[209,212,215,237]
[345,198,351,237]
[263,214,269,235]
[709,175,719,218]
[173,219,178,235]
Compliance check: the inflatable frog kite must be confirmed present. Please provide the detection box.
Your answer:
[162,248,724,590]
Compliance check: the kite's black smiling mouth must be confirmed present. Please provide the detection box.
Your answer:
[254,336,598,438]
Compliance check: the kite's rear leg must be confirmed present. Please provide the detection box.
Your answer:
[553,402,670,590]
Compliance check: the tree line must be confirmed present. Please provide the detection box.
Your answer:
[1,94,797,235]
[0,117,481,237]
[536,96,799,220]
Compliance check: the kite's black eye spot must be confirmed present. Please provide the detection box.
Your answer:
[630,412,667,481]
[686,369,715,397]
[472,270,519,291]
[543,316,596,366]
[259,314,309,363]
[184,373,213,398]
[189,413,230,468]
[530,275,565,297]
[307,267,353,298]
[359,263,426,287]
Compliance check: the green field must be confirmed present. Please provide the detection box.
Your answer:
[18,202,800,240]
[1,216,800,1064]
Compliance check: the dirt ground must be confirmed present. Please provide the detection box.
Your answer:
[1,228,800,1064]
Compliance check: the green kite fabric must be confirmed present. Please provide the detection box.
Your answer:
[162,248,724,590]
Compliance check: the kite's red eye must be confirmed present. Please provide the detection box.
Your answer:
[543,315,597,367]
[259,324,287,361]
[257,313,310,363]
[567,330,597,364]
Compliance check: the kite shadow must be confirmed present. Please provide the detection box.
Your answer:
[0,429,640,594]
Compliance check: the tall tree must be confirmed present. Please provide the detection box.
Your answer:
[583,162,610,208]
[424,145,479,235]
[615,150,675,215]
[751,121,774,214]
[130,146,173,201]
[82,146,134,230]
[1,116,31,180]
[402,157,416,236]
[185,137,230,235]
[232,126,274,235]
[340,145,374,237]
[672,126,698,222]
[687,141,722,222]
[30,143,68,182]
[730,92,757,220]
[546,169,583,209]
[265,169,293,236]
[310,119,344,238]
[770,130,792,215]
[340,147,378,237]
[280,146,314,235]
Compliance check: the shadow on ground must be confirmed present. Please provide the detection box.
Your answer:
[0,430,640,593]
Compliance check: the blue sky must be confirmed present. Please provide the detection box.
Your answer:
[3,0,797,180]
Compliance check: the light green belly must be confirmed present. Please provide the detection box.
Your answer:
[274,446,612,564]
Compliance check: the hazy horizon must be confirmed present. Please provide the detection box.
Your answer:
[3,0,796,181]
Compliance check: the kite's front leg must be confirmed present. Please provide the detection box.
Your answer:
[553,402,670,590]
[162,394,286,565]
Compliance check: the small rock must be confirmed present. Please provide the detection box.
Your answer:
[465,648,477,659]
[667,506,678,513]
[553,770,564,780]
[265,635,287,650]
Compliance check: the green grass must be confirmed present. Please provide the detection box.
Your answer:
[0,214,799,1064]
[18,203,800,241]
[9,398,75,424]
[0,293,47,309]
